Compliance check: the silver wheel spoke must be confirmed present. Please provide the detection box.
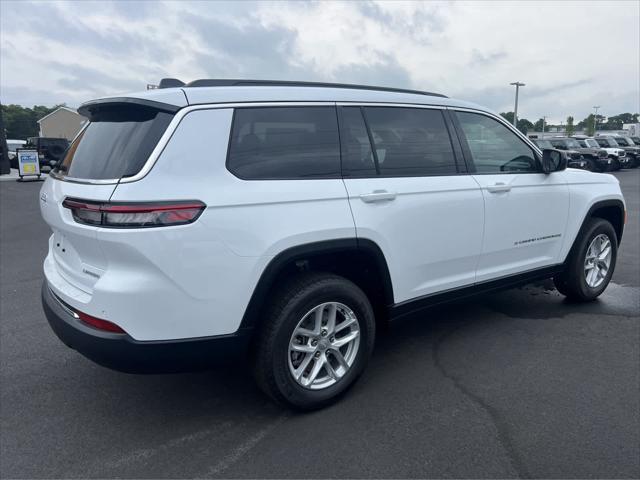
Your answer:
[313,307,324,335]
[304,355,326,386]
[291,343,315,353]
[335,316,356,333]
[332,330,359,348]
[331,349,350,371]
[325,303,337,333]
[325,359,340,380]
[293,353,314,380]
[295,327,315,338]
[598,247,611,261]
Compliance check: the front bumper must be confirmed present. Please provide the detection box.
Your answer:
[41,282,251,373]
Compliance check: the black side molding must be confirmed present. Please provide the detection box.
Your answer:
[390,264,564,321]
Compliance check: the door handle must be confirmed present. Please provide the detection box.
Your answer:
[486,182,512,193]
[359,190,397,203]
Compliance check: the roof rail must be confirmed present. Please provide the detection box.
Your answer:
[158,78,447,98]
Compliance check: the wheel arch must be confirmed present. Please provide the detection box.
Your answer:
[239,238,394,331]
[565,199,625,264]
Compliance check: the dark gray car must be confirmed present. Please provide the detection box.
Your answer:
[550,137,610,172]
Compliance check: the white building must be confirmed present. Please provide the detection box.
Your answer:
[38,107,87,141]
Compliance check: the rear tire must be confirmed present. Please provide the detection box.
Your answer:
[253,272,375,410]
[554,218,617,301]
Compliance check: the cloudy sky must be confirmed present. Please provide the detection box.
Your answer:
[1,0,638,123]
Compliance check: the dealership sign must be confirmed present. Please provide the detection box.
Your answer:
[16,149,41,180]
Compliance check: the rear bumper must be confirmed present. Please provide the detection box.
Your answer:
[41,281,251,374]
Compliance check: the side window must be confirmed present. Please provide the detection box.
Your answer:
[456,111,539,173]
[340,107,377,176]
[227,107,340,179]
[362,107,458,176]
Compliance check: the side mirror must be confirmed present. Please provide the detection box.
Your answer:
[541,149,566,174]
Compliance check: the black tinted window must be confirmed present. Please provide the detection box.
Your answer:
[227,107,340,179]
[456,112,539,173]
[362,107,457,176]
[55,106,173,180]
[340,107,377,176]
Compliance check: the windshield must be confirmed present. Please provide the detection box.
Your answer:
[599,138,619,147]
[534,139,553,149]
[585,139,599,148]
[565,138,581,148]
[614,137,631,146]
[54,105,174,180]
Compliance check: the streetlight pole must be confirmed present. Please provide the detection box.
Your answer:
[510,81,525,127]
[541,116,547,138]
[593,105,600,134]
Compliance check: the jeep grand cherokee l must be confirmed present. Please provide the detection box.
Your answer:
[40,79,626,410]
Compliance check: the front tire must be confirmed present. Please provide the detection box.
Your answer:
[253,272,375,410]
[554,218,617,301]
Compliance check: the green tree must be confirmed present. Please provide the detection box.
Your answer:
[534,118,546,132]
[1,104,64,140]
[566,116,575,136]
[500,111,515,124]
[517,118,534,134]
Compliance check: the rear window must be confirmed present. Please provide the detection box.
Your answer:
[361,107,458,176]
[227,107,340,180]
[54,106,173,180]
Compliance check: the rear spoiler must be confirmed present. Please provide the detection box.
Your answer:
[78,98,182,120]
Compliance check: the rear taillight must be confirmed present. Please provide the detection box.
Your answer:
[62,198,205,228]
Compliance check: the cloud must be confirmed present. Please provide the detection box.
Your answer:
[0,0,637,123]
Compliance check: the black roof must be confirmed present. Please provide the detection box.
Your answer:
[157,78,447,98]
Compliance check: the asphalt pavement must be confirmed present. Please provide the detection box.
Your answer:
[1,170,638,479]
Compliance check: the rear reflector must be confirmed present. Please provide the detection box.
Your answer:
[62,198,205,228]
[49,287,126,334]
[77,311,127,334]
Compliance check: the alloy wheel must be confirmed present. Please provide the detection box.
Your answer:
[288,302,361,390]
[584,233,612,288]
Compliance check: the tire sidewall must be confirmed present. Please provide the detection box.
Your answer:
[270,279,375,409]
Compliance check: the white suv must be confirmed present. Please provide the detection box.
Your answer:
[40,80,626,409]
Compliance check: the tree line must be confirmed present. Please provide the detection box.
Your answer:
[1,104,66,139]
[500,111,639,136]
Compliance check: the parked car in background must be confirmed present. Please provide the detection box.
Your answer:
[25,137,70,170]
[591,136,630,169]
[533,138,588,170]
[549,136,610,172]
[39,79,627,409]
[601,136,640,168]
[7,139,27,168]
[629,136,640,146]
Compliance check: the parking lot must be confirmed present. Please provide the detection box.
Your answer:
[1,170,638,478]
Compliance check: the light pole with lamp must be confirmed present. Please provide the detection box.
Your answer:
[593,105,601,135]
[510,81,525,127]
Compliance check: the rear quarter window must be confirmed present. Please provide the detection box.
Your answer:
[226,107,341,180]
